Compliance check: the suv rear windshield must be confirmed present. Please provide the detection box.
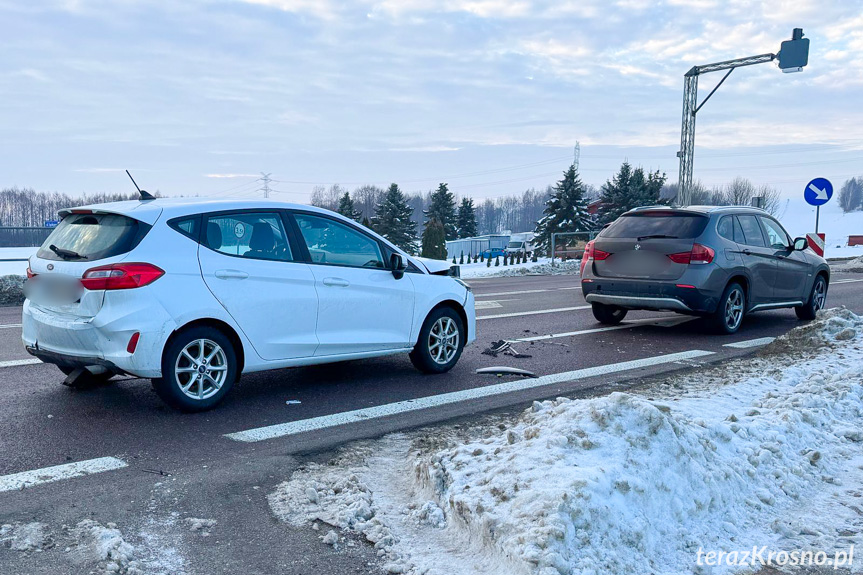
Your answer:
[37,213,150,262]
[600,212,709,239]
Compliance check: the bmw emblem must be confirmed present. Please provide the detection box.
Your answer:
[47,264,54,270]
[634,244,641,251]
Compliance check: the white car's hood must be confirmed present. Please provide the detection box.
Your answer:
[412,256,453,275]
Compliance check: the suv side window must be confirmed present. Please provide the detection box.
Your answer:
[736,215,766,247]
[717,216,734,241]
[204,212,293,262]
[759,217,791,250]
[293,213,386,269]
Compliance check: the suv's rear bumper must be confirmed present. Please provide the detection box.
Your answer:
[581,277,722,314]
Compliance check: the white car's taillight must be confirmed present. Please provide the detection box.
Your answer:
[81,263,164,290]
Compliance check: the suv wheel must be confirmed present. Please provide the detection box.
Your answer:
[712,282,745,334]
[410,307,465,374]
[795,275,827,321]
[592,303,627,325]
[152,327,237,412]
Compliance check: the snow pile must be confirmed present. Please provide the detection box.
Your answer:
[460,258,581,279]
[0,274,25,306]
[832,255,863,273]
[70,520,143,575]
[184,517,216,536]
[270,310,863,575]
[0,522,51,552]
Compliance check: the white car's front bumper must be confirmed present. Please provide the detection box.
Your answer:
[22,291,176,378]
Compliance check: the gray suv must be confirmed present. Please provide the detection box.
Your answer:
[580,206,830,334]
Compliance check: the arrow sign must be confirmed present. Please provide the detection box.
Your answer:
[804,177,833,206]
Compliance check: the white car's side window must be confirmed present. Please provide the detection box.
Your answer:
[205,212,293,262]
[293,213,385,269]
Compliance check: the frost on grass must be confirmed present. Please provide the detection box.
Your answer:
[270,309,863,575]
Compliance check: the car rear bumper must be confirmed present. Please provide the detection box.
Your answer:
[581,277,722,314]
[21,293,175,378]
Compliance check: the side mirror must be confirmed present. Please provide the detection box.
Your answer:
[793,237,808,251]
[390,253,407,279]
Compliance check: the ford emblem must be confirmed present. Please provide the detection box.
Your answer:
[47,264,54,270]
[634,244,641,251]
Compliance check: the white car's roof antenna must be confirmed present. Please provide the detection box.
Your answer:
[126,169,156,201]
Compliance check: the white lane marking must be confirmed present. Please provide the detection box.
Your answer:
[0,324,22,329]
[0,359,42,369]
[832,278,863,284]
[723,337,776,349]
[474,301,503,310]
[514,316,694,342]
[0,457,128,493]
[477,305,591,320]
[225,349,715,443]
[475,289,549,298]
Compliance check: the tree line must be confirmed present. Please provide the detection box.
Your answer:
[0,188,144,228]
[839,177,863,213]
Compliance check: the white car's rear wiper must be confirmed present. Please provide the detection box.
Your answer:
[636,234,679,241]
[49,244,87,260]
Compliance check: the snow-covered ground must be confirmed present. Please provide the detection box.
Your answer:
[270,308,863,575]
[459,257,581,279]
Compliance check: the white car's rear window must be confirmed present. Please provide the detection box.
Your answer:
[37,213,149,262]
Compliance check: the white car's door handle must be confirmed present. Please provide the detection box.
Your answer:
[322,277,350,287]
[214,269,249,280]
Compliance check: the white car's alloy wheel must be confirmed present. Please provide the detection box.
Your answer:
[174,338,228,400]
[428,316,459,365]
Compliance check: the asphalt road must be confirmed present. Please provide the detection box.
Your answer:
[1,270,862,574]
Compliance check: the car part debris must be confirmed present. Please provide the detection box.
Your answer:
[476,366,537,378]
[481,340,532,358]
[285,400,302,405]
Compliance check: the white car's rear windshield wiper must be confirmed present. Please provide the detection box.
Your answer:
[49,244,87,260]
[636,234,679,241]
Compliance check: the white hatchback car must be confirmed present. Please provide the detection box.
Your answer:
[23,198,476,411]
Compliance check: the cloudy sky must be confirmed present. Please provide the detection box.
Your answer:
[2,0,862,203]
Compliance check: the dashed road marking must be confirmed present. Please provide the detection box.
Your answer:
[0,323,22,329]
[475,300,503,310]
[832,278,863,284]
[224,349,716,443]
[723,337,776,349]
[0,457,128,493]
[0,359,42,369]
[474,289,549,298]
[477,305,590,320]
[514,316,694,342]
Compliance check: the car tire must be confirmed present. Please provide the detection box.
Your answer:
[152,326,237,412]
[591,303,627,325]
[711,282,746,334]
[409,307,465,374]
[795,275,827,321]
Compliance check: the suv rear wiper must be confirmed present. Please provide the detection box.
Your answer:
[49,244,87,260]
[637,234,678,241]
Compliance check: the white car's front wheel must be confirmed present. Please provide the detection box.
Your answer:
[409,307,465,374]
[152,327,237,412]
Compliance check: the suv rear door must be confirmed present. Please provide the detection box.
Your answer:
[592,211,709,280]
[734,214,776,305]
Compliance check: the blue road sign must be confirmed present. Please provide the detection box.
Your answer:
[804,178,833,207]
[44,220,60,228]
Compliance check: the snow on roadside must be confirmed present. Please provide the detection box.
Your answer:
[832,255,863,273]
[459,258,581,279]
[270,308,863,575]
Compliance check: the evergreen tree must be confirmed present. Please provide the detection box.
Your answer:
[533,165,593,256]
[459,252,464,264]
[361,216,373,230]
[372,183,418,254]
[424,183,458,240]
[597,162,667,225]
[336,191,361,221]
[421,218,447,259]
[456,197,478,238]
[486,256,491,267]
[495,255,500,266]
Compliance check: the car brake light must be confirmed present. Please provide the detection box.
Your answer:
[668,243,715,265]
[127,332,141,353]
[580,240,612,276]
[81,263,165,290]
[70,209,94,214]
[26,267,37,279]
[593,248,611,261]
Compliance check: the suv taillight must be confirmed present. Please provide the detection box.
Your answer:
[668,243,715,265]
[580,240,611,276]
[81,263,165,290]
[26,267,37,279]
